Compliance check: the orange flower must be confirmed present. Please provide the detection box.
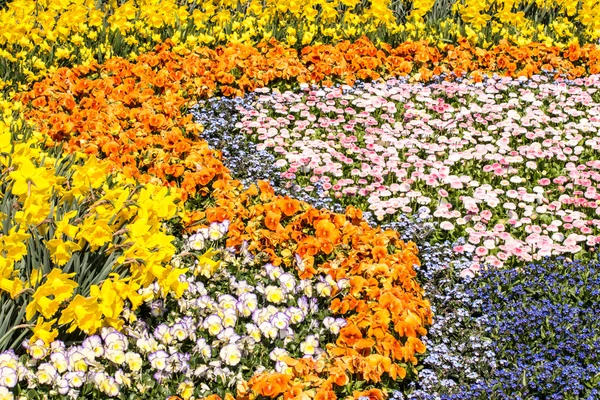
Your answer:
[372,245,388,261]
[297,237,320,258]
[337,324,363,347]
[250,373,291,398]
[320,240,334,255]
[353,388,385,400]
[276,197,301,216]
[314,388,337,400]
[363,354,392,382]
[327,366,349,387]
[314,219,340,244]
[264,210,282,231]
[257,180,275,201]
[206,207,231,223]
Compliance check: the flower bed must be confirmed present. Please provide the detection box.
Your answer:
[2,0,600,398]
[232,75,600,272]
[187,75,600,398]
[0,119,183,349]
[0,24,433,400]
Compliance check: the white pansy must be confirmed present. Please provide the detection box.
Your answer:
[300,335,319,356]
[278,273,296,292]
[264,286,285,304]
[259,322,278,340]
[64,371,85,388]
[220,344,242,366]
[204,315,224,336]
[114,369,131,387]
[148,350,169,371]
[245,323,262,343]
[275,360,293,374]
[28,342,47,360]
[50,352,69,373]
[188,233,205,250]
[0,353,18,370]
[337,278,350,290]
[270,312,290,330]
[269,347,289,361]
[36,363,57,385]
[208,222,224,241]
[82,335,105,358]
[0,386,13,400]
[125,352,143,372]
[67,351,88,372]
[99,376,119,397]
[105,349,126,365]
[218,294,238,310]
[315,281,332,297]
[265,264,283,281]
[217,327,241,344]
[0,367,17,388]
[323,317,335,332]
[195,339,213,359]
[221,309,237,328]
[299,280,314,297]
[153,324,174,345]
[170,323,188,342]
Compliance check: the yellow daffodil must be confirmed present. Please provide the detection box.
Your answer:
[8,158,52,197]
[46,238,81,266]
[58,294,103,334]
[25,269,78,321]
[30,317,58,345]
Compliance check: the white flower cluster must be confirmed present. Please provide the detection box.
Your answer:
[0,329,146,400]
[155,236,349,393]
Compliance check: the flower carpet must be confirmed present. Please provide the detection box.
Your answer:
[0,0,599,399]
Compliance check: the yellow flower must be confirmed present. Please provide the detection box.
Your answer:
[77,216,113,251]
[88,9,105,27]
[55,46,71,60]
[151,264,189,298]
[91,280,124,320]
[8,158,52,197]
[58,294,103,334]
[70,34,84,46]
[46,238,81,266]
[0,129,11,154]
[70,155,110,195]
[0,227,30,262]
[25,269,78,321]
[178,381,194,400]
[110,273,143,309]
[0,255,24,299]
[54,210,79,239]
[30,317,58,346]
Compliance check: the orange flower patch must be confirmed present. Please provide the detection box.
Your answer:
[19,56,237,204]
